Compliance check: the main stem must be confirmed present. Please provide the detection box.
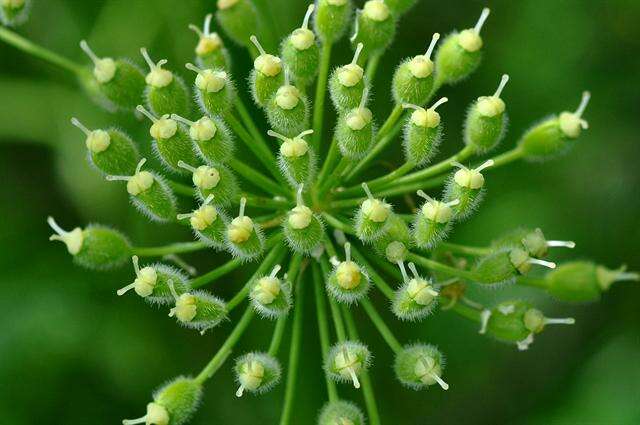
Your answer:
[132,241,207,257]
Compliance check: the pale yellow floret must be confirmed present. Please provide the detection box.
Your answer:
[146,67,173,88]
[458,29,483,52]
[288,205,313,229]
[196,70,227,93]
[217,0,239,10]
[86,129,111,153]
[190,205,218,231]
[346,108,372,131]
[338,64,364,87]
[192,166,220,190]
[291,28,315,50]
[361,198,390,223]
[196,34,222,56]
[254,54,282,77]
[239,360,265,390]
[127,171,154,195]
[476,96,505,117]
[171,293,198,322]
[228,216,254,243]
[336,261,362,289]
[190,117,217,141]
[133,267,158,297]
[408,56,434,79]
[363,0,390,22]
[410,108,440,128]
[280,137,309,158]
[422,200,453,223]
[253,276,281,305]
[275,85,301,110]
[385,241,407,263]
[327,0,347,5]
[406,278,438,305]
[150,117,178,140]
[414,356,445,387]
[47,217,84,255]
[454,168,484,190]
[145,402,169,425]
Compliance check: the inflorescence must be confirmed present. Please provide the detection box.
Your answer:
[2,1,638,424]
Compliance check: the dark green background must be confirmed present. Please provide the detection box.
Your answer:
[1,0,639,424]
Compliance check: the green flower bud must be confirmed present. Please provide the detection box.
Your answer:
[216,0,258,47]
[392,262,439,321]
[140,48,191,118]
[355,183,393,241]
[226,197,265,260]
[172,114,234,165]
[281,4,320,87]
[266,73,310,137]
[185,63,235,116]
[474,247,557,285]
[325,340,372,389]
[177,195,229,249]
[79,40,145,111]
[372,214,410,263]
[385,0,418,16]
[116,256,189,305]
[234,352,282,397]
[189,14,231,71]
[463,74,510,153]
[167,280,228,334]
[0,0,29,26]
[249,35,285,107]
[392,33,440,105]
[122,376,202,425]
[479,300,575,350]
[137,106,199,174]
[327,243,371,304]
[106,158,177,222]
[412,190,458,249]
[270,129,317,187]
[401,97,447,166]
[492,227,575,259]
[177,161,239,208]
[249,264,293,318]
[47,217,131,270]
[318,400,365,425]
[434,8,490,86]
[70,117,140,176]
[314,0,353,43]
[351,1,397,58]
[283,185,324,254]
[519,91,591,160]
[545,262,638,303]
[329,43,367,112]
[336,88,374,159]
[394,343,449,391]
[443,159,494,220]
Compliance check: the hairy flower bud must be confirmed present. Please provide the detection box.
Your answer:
[281,5,320,87]
[325,341,372,388]
[327,243,371,304]
[393,262,439,321]
[189,14,231,71]
[185,64,235,116]
[283,185,323,253]
[177,195,229,249]
[226,197,265,260]
[167,280,228,333]
[172,114,234,165]
[140,48,191,118]
[336,88,374,159]
[464,74,509,153]
[178,161,239,207]
[355,183,393,241]
[492,227,575,259]
[412,191,458,249]
[474,247,557,285]
[329,43,367,112]
[216,0,259,47]
[117,256,189,304]
[394,343,448,390]
[392,33,440,105]
[249,265,293,318]
[234,352,282,396]
[351,0,396,58]
[372,214,411,263]
[318,400,365,425]
[443,160,494,220]
[401,97,447,166]
[249,35,285,107]
[314,0,353,44]
[271,129,317,187]
[70,118,140,176]
[47,217,131,270]
[266,76,310,137]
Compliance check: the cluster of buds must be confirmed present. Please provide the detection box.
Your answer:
[3,0,635,423]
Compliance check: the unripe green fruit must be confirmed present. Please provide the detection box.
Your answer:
[281,5,320,87]
[185,64,235,116]
[0,0,29,26]
[47,217,131,270]
[190,14,231,71]
[266,82,310,137]
[402,98,447,166]
[216,0,259,47]
[271,130,317,187]
[372,214,410,263]
[392,33,440,105]
[234,352,282,397]
[123,376,202,425]
[249,265,293,318]
[385,0,418,16]
[140,48,191,118]
[463,74,509,153]
[172,114,234,165]
[351,0,397,58]
[226,197,266,260]
[394,343,448,391]
[177,195,229,249]
[519,91,591,161]
[106,159,178,222]
[355,183,393,241]
[325,341,372,388]
[137,106,199,174]
[412,191,458,249]
[314,0,353,44]
[117,256,190,305]
[545,262,638,303]
[318,400,365,425]
[250,36,285,107]
[392,262,439,321]
[336,91,375,159]
[282,186,323,254]
[327,243,371,304]
[474,247,557,285]
[434,8,490,86]
[168,282,228,333]
[70,118,140,176]
[80,41,146,111]
[443,160,494,220]
[178,161,239,208]
[329,43,367,112]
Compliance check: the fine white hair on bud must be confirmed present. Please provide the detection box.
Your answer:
[80,40,116,84]
[234,352,282,396]
[325,341,372,388]
[318,400,366,425]
[327,242,371,304]
[412,190,458,249]
[355,182,392,241]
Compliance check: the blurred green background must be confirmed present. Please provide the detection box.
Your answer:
[1,0,639,424]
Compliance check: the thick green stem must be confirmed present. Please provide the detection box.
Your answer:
[365,53,382,83]
[338,161,415,198]
[318,157,350,199]
[195,307,254,385]
[360,299,402,353]
[406,252,478,281]
[312,263,339,402]
[321,213,356,236]
[516,276,549,289]
[437,242,492,257]
[234,97,269,149]
[279,267,307,425]
[348,244,395,300]
[229,158,290,198]
[190,258,243,289]
[132,241,207,257]
[449,302,482,322]
[312,42,333,151]
[268,315,288,357]
[342,306,381,425]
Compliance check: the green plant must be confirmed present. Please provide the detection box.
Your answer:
[1,1,637,424]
